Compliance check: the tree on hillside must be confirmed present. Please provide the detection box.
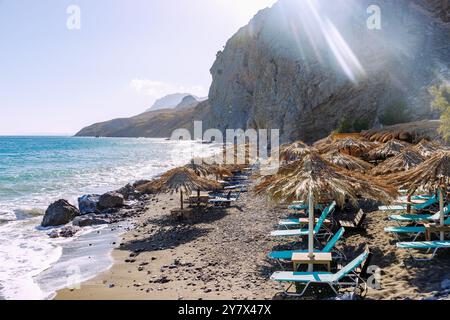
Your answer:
[429,84,450,141]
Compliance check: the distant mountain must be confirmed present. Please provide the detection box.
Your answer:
[147,93,204,111]
[75,100,213,138]
[175,95,204,111]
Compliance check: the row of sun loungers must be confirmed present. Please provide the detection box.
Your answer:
[379,194,438,212]
[268,201,372,298]
[383,197,450,261]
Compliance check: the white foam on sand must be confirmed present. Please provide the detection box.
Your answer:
[0,218,125,300]
[0,217,63,300]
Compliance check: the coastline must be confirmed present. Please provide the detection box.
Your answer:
[0,136,224,300]
[55,185,450,300]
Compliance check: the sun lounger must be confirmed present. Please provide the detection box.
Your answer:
[396,241,450,261]
[385,217,450,240]
[270,202,335,240]
[388,205,449,224]
[338,209,366,230]
[288,203,324,211]
[279,202,336,227]
[379,195,437,212]
[208,188,243,207]
[268,228,346,264]
[271,251,370,298]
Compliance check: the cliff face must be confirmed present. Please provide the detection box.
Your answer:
[77,0,449,141]
[207,0,450,142]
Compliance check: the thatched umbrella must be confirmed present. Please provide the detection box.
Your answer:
[413,139,440,158]
[256,152,397,270]
[323,151,374,173]
[371,148,425,176]
[387,151,450,240]
[317,138,376,157]
[185,159,232,178]
[367,139,410,161]
[152,167,221,210]
[280,140,314,162]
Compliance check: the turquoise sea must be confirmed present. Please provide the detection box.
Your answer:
[0,136,221,299]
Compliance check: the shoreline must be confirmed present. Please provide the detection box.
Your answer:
[55,184,450,300]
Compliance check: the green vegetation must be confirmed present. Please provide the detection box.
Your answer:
[379,100,410,126]
[429,84,450,141]
[335,115,372,133]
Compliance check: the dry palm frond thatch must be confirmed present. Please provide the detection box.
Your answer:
[323,151,374,173]
[386,151,450,191]
[185,159,232,178]
[255,152,397,207]
[280,140,314,162]
[412,139,441,158]
[149,167,221,209]
[317,137,376,157]
[370,148,425,176]
[155,167,220,194]
[367,139,410,161]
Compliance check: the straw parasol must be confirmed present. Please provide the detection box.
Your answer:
[386,151,450,240]
[151,167,221,210]
[185,159,232,178]
[256,152,397,270]
[317,137,376,157]
[323,150,374,173]
[279,140,314,162]
[366,139,410,161]
[370,148,425,176]
[412,139,441,158]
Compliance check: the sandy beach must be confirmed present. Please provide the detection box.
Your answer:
[56,185,450,300]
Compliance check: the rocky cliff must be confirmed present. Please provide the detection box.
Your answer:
[77,0,449,142]
[207,0,449,142]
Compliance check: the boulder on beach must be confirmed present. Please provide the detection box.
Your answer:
[73,214,110,227]
[78,194,100,215]
[48,226,80,238]
[42,199,80,227]
[98,191,124,210]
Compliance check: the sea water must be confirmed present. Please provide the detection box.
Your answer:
[0,136,221,299]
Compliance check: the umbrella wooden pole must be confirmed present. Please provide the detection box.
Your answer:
[180,191,184,210]
[308,190,314,272]
[406,194,412,214]
[439,187,445,241]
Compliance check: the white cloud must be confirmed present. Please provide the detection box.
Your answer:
[130,79,208,99]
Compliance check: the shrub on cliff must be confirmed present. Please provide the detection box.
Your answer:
[379,100,411,126]
[429,84,450,141]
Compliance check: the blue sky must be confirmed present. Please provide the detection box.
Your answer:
[0,0,277,135]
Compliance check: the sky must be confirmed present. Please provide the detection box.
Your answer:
[0,0,277,135]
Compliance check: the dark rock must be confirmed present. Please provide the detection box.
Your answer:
[42,199,80,227]
[133,180,151,188]
[78,194,100,215]
[98,192,124,210]
[59,226,80,238]
[48,226,80,238]
[72,214,109,227]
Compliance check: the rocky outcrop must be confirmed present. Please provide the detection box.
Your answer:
[78,194,100,215]
[98,192,124,210]
[42,199,80,227]
[207,0,450,143]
